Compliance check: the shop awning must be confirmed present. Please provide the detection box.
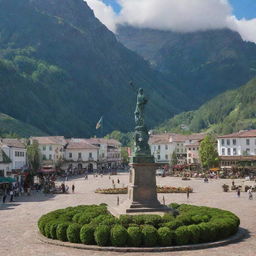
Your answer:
[0,177,16,184]
[209,168,220,172]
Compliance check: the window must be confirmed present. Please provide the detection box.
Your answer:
[222,148,225,155]
[193,148,195,151]
[78,152,82,158]
[255,139,256,145]
[165,145,168,150]
[49,154,52,160]
[43,154,46,160]
[165,154,168,160]
[227,148,231,155]
[43,146,46,151]
[157,155,160,160]
[188,153,191,157]
[254,149,256,155]
[69,153,72,158]
[158,145,160,150]
[188,159,191,164]
[233,148,237,155]
[246,139,250,145]
[89,152,92,158]
[233,139,236,145]
[246,148,250,155]
[221,139,225,146]
[227,139,230,146]
[176,148,179,153]
[177,143,179,146]
[189,148,191,151]
[49,145,52,151]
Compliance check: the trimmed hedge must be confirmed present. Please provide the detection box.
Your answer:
[38,204,240,247]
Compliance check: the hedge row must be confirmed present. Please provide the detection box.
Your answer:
[38,204,240,247]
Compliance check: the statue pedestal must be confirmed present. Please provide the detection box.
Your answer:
[109,161,172,216]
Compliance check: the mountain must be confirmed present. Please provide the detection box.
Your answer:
[156,77,256,135]
[0,113,45,137]
[0,0,190,137]
[117,26,256,106]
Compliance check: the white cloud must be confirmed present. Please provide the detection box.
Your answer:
[86,0,117,32]
[85,0,256,43]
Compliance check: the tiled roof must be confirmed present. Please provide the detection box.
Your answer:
[31,136,66,145]
[149,133,174,144]
[86,138,121,146]
[218,130,256,138]
[66,141,99,150]
[1,138,25,148]
[185,143,200,147]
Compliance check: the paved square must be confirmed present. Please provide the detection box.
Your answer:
[1,174,255,256]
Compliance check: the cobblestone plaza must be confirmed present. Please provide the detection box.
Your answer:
[1,175,256,256]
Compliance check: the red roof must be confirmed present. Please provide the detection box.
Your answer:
[218,130,256,138]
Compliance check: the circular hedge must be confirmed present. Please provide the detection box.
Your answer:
[38,203,240,247]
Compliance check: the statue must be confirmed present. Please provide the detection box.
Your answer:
[134,88,147,127]
[133,88,151,158]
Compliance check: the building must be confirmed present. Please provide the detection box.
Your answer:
[64,139,99,171]
[149,133,205,166]
[0,149,12,177]
[86,138,122,169]
[31,136,66,165]
[217,130,256,170]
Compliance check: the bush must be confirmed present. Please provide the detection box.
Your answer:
[67,224,81,243]
[56,223,69,241]
[119,215,133,227]
[164,220,183,230]
[110,225,128,247]
[80,224,96,245]
[127,227,142,247]
[187,225,201,244]
[142,225,158,247]
[50,222,59,239]
[44,222,53,238]
[94,225,110,246]
[158,227,174,246]
[162,213,175,223]
[175,226,191,245]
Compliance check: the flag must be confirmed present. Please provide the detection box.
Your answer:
[96,116,103,130]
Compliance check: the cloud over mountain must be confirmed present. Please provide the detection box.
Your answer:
[86,0,256,43]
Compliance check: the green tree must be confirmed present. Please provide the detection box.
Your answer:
[170,151,178,168]
[27,140,41,173]
[121,147,129,165]
[199,134,219,169]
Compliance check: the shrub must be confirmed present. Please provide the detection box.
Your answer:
[191,215,210,224]
[80,224,96,245]
[94,225,110,246]
[56,223,69,241]
[175,226,191,245]
[67,224,81,243]
[44,222,53,238]
[110,225,128,247]
[127,227,142,247]
[50,222,59,239]
[142,225,158,247]
[119,215,133,227]
[77,213,94,225]
[187,224,201,244]
[169,203,180,209]
[72,213,82,223]
[164,220,183,230]
[157,227,174,246]
[162,213,175,223]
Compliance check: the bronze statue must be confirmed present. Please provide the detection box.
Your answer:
[134,88,147,127]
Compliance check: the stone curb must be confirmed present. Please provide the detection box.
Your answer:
[38,228,246,253]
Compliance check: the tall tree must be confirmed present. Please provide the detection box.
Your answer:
[199,134,219,169]
[26,140,41,173]
[170,151,178,168]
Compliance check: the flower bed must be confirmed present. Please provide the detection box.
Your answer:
[38,204,240,247]
[95,186,193,194]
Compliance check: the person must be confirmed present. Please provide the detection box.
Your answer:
[237,188,241,198]
[117,178,120,184]
[72,184,75,193]
[248,188,253,200]
[10,190,14,202]
[232,180,235,186]
[2,192,7,203]
[61,183,65,193]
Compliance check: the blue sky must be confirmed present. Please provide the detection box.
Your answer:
[103,0,256,19]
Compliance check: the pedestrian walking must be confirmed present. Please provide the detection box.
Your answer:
[10,190,14,202]
[2,192,7,203]
[237,188,241,197]
[72,184,75,193]
[248,188,253,200]
[117,178,120,184]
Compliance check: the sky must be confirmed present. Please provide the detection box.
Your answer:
[86,0,256,43]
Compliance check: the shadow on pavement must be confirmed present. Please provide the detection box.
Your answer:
[0,203,21,210]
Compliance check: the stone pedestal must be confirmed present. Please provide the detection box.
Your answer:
[110,161,172,216]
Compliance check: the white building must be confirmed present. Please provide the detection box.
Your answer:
[149,133,205,166]
[86,138,122,168]
[1,139,27,171]
[217,130,256,169]
[31,136,66,165]
[0,149,12,177]
[64,139,99,171]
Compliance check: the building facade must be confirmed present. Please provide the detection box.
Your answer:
[217,130,256,169]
